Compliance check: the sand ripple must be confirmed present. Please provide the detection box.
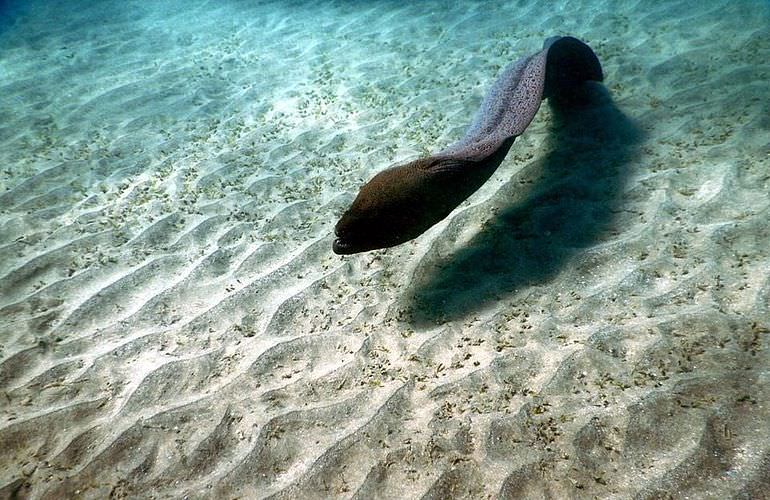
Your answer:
[1,0,769,498]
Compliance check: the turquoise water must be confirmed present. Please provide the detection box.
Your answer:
[1,1,768,498]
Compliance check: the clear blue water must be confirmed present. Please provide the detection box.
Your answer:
[0,1,768,498]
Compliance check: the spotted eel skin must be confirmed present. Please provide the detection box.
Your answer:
[333,36,603,255]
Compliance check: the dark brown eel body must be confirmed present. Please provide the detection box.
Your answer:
[333,36,603,255]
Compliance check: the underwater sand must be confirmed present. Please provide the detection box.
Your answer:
[1,0,769,498]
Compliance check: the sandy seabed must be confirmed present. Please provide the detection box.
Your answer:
[1,0,769,498]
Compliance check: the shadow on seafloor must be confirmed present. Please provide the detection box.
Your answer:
[406,82,646,326]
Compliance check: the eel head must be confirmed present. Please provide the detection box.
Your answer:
[333,157,466,255]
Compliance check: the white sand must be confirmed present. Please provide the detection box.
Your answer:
[1,0,769,498]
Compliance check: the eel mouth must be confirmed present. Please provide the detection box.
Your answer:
[332,237,355,255]
[332,225,357,255]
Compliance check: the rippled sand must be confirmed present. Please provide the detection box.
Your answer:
[1,0,769,498]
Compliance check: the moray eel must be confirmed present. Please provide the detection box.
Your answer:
[333,36,603,255]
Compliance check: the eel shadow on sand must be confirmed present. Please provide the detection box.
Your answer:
[405,83,645,326]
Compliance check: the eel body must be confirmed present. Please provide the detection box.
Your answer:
[333,36,603,255]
